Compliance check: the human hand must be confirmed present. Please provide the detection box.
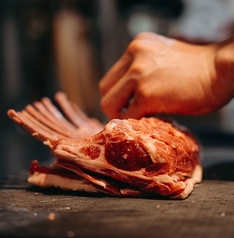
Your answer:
[99,33,234,119]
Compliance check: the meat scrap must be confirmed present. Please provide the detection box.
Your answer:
[8,92,202,199]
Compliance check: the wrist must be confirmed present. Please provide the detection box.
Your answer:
[214,38,234,98]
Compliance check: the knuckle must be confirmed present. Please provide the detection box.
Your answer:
[128,62,145,77]
[135,32,150,39]
[127,39,144,54]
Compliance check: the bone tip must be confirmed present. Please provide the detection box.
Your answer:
[7,109,22,124]
[7,109,16,117]
[55,91,66,100]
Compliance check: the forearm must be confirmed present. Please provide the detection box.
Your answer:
[214,37,234,99]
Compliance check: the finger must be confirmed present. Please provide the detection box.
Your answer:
[121,97,145,119]
[99,54,133,96]
[100,77,135,119]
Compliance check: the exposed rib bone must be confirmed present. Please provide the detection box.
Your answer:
[8,92,104,142]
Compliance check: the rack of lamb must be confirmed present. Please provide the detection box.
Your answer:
[8,92,202,199]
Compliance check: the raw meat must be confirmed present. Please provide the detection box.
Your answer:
[8,92,202,199]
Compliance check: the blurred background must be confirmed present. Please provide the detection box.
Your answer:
[1,0,234,178]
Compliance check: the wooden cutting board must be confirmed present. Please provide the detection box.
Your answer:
[1,173,234,238]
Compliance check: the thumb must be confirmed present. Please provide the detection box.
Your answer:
[120,98,145,119]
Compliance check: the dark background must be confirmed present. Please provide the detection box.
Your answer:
[1,0,234,177]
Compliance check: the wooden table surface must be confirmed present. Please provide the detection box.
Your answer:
[1,168,234,238]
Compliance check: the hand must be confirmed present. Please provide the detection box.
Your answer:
[99,33,234,119]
